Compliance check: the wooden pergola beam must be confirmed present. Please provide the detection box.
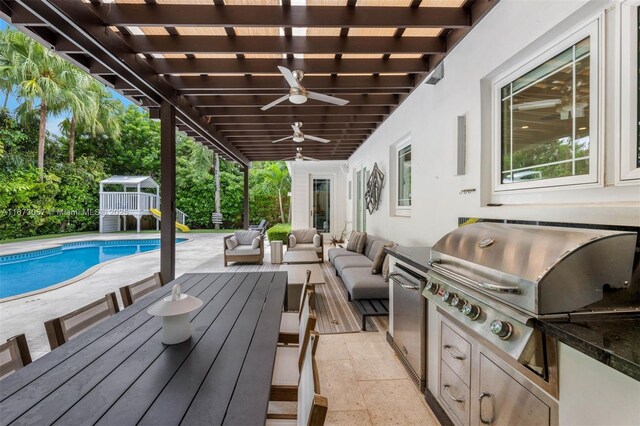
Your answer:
[150,58,428,75]
[207,115,384,124]
[185,94,399,107]
[167,75,415,90]
[95,5,469,28]
[122,35,445,55]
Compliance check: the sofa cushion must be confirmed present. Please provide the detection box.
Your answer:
[382,254,391,282]
[235,230,261,245]
[334,255,373,275]
[287,243,322,254]
[328,247,360,263]
[226,236,239,250]
[347,231,367,253]
[341,267,388,300]
[366,239,388,262]
[291,228,317,244]
[371,242,393,274]
[226,245,261,256]
[251,237,261,249]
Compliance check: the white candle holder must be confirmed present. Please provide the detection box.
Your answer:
[148,284,203,345]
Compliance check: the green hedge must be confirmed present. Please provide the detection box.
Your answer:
[266,223,291,243]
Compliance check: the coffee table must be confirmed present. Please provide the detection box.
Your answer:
[282,250,321,264]
[280,263,325,310]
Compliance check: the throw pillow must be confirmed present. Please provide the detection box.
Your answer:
[346,231,367,253]
[288,234,297,248]
[313,234,321,247]
[371,242,394,274]
[382,254,391,282]
[251,237,261,250]
[226,236,238,250]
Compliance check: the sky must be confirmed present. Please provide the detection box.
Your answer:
[1,19,134,136]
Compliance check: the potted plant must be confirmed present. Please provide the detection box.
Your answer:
[330,221,351,247]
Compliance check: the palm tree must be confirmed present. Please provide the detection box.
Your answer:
[0,30,76,180]
[261,162,291,224]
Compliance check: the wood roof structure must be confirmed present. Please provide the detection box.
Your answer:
[1,0,498,165]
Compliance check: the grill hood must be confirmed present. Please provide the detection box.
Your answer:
[429,223,637,316]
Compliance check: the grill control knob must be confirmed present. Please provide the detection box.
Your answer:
[442,291,456,305]
[425,280,439,295]
[462,303,481,320]
[451,295,466,310]
[490,320,513,340]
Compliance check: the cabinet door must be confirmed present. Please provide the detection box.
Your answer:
[479,354,550,426]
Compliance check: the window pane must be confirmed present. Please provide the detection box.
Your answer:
[397,146,411,207]
[501,37,590,184]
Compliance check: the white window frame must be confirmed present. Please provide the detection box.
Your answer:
[618,1,640,182]
[492,17,603,193]
[389,134,412,217]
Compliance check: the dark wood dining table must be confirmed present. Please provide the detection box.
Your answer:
[0,272,287,426]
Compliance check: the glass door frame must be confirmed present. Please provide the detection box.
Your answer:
[309,173,335,235]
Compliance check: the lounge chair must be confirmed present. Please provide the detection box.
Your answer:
[249,219,268,235]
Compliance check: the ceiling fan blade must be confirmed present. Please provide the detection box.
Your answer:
[281,156,297,160]
[291,123,301,133]
[303,156,320,161]
[307,91,349,106]
[305,134,330,143]
[272,135,294,144]
[278,66,300,88]
[261,94,290,111]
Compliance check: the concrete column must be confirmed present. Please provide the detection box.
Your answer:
[160,101,176,284]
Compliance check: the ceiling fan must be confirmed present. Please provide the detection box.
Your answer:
[272,122,330,144]
[261,67,350,111]
[282,147,318,162]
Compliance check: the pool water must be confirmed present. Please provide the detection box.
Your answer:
[0,239,186,299]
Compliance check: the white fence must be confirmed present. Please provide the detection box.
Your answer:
[100,192,187,224]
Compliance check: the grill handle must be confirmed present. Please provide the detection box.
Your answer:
[429,260,520,294]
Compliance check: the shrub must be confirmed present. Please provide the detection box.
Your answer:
[266,223,291,243]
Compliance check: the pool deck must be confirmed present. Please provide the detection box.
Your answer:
[0,232,247,359]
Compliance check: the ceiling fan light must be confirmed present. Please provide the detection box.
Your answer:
[293,135,304,142]
[295,156,303,162]
[289,94,307,104]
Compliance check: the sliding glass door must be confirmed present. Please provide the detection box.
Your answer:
[311,177,331,233]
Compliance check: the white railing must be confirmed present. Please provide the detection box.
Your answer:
[100,192,187,225]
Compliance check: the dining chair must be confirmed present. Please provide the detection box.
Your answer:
[44,292,120,350]
[119,272,163,308]
[267,332,328,426]
[0,334,32,380]
[279,269,313,345]
[271,289,317,401]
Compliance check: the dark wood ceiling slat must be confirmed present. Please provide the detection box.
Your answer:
[95,5,469,28]
[186,94,398,107]
[122,35,445,55]
[199,105,389,116]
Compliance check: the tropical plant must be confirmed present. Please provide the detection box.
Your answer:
[255,162,291,224]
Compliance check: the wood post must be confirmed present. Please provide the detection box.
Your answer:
[243,165,249,230]
[160,101,176,284]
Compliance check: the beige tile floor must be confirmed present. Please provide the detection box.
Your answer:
[315,319,440,426]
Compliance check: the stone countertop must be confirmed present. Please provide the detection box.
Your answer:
[535,313,640,382]
[384,245,432,274]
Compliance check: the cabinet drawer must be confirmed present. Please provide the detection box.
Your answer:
[440,361,470,426]
[441,322,471,385]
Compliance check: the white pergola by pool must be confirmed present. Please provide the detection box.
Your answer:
[99,175,187,234]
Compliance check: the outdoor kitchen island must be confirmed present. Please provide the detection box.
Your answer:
[384,224,640,426]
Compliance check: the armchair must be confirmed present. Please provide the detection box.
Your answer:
[224,230,264,266]
[286,228,324,262]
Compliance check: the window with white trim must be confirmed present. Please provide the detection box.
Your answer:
[397,144,412,208]
[494,20,600,192]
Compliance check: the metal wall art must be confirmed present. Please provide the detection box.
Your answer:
[365,163,385,214]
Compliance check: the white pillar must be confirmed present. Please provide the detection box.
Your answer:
[136,216,141,233]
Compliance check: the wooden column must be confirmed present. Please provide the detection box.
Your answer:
[243,165,249,230]
[160,101,176,284]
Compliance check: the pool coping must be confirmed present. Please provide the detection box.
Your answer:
[0,237,192,303]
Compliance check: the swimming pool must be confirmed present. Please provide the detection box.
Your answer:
[0,239,186,299]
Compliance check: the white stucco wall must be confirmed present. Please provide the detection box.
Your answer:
[342,0,640,246]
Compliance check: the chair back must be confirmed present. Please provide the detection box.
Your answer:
[298,289,317,370]
[0,334,32,380]
[44,293,120,350]
[297,269,313,318]
[120,272,163,308]
[298,332,327,426]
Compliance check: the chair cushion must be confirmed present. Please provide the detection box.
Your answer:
[272,346,299,387]
[251,237,261,249]
[346,231,367,253]
[334,256,373,275]
[287,243,322,254]
[279,312,298,335]
[235,230,261,245]
[313,234,321,247]
[226,236,238,250]
[288,234,296,248]
[266,419,296,425]
[226,246,261,256]
[341,267,389,299]
[328,247,360,263]
[291,228,317,244]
